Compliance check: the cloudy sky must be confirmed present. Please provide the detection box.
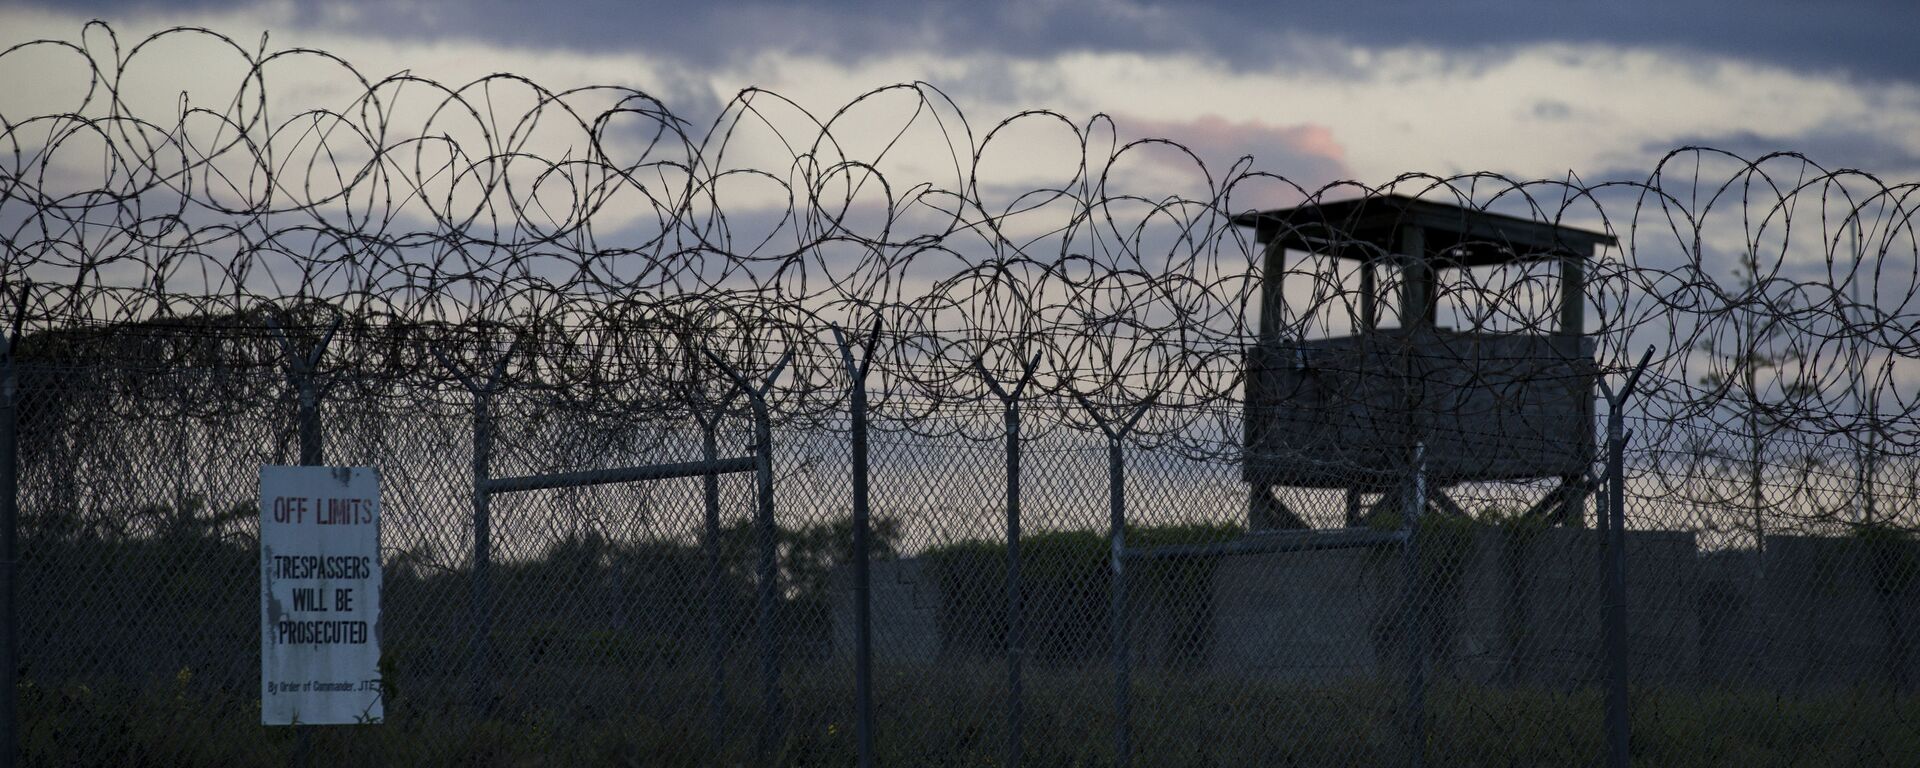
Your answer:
[4,0,1917,189]
[2,1,1914,451]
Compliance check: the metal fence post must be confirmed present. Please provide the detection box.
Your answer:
[266,317,338,763]
[1071,394,1150,768]
[833,321,882,768]
[0,304,20,768]
[1003,391,1024,768]
[977,353,1041,768]
[470,384,494,708]
[702,348,792,765]
[1401,442,1427,768]
[432,345,514,713]
[687,338,746,753]
[1599,347,1654,768]
[1105,433,1128,768]
[1603,400,1630,768]
[749,391,779,762]
[297,382,322,465]
[697,410,728,750]
[267,318,341,466]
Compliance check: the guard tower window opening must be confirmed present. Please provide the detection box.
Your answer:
[1433,258,1568,336]
[1263,249,1576,339]
[1265,246,1417,338]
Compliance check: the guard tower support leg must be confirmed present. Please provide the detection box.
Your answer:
[1560,248,1591,527]
[1398,225,1434,328]
[1247,235,1310,531]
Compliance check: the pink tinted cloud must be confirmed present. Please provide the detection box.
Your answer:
[1112,113,1351,192]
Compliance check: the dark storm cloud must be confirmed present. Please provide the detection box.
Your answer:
[31,0,1918,85]
[1646,128,1920,177]
[1211,0,1916,83]
[1572,125,1920,188]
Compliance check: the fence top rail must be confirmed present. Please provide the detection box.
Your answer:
[480,456,757,495]
[1126,528,1410,560]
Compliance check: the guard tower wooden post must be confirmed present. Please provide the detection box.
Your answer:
[1233,195,1617,530]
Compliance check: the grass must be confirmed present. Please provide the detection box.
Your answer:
[22,659,1920,766]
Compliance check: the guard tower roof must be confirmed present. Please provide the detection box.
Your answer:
[1230,194,1617,267]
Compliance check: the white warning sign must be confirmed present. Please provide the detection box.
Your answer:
[260,466,383,725]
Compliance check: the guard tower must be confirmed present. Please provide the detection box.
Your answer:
[1233,195,1617,530]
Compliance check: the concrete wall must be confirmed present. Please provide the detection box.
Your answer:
[831,530,1916,692]
[1208,543,1391,681]
[829,558,943,664]
[1204,528,1698,686]
[1757,535,1919,691]
[1697,536,1920,692]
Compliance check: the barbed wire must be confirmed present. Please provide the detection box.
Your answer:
[3,22,1917,459]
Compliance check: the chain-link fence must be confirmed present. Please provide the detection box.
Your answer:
[4,22,1920,767]
[7,343,1917,766]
